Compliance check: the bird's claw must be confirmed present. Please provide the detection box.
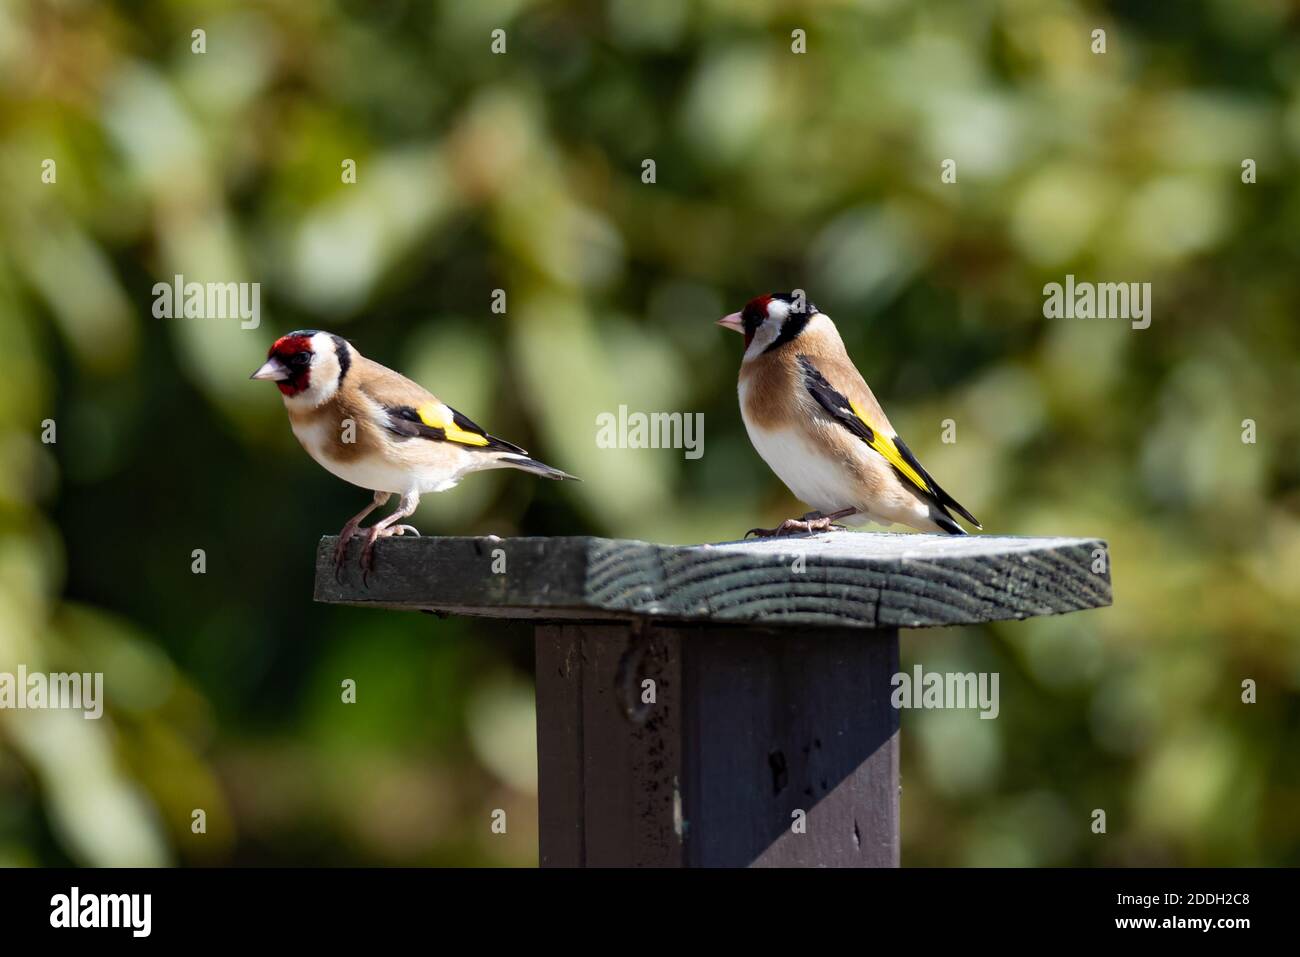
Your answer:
[744,514,845,538]
[359,524,420,586]
[360,540,378,586]
[745,519,807,538]
[333,529,358,583]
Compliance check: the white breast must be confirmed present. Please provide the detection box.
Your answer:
[745,422,858,514]
[736,377,853,512]
[289,417,431,495]
[737,373,948,531]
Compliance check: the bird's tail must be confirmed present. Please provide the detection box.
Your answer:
[929,507,968,536]
[496,453,581,482]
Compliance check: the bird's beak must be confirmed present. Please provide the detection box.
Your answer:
[249,357,290,381]
[717,311,744,333]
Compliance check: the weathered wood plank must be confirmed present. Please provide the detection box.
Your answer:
[535,624,689,867]
[534,625,585,866]
[319,531,1106,867]
[681,625,899,867]
[315,532,1110,629]
[579,625,685,867]
[532,622,899,867]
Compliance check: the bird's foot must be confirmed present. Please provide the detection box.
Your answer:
[359,524,420,584]
[334,523,361,582]
[746,517,816,538]
[745,509,854,538]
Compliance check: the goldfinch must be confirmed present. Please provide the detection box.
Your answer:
[251,330,577,575]
[718,293,980,537]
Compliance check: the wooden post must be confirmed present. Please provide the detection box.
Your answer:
[314,532,1111,867]
[534,622,899,866]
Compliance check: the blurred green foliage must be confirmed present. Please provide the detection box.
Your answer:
[0,0,1297,866]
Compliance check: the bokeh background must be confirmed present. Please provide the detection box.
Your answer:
[1,0,1298,867]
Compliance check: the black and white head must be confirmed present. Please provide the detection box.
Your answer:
[717,291,820,360]
[249,330,353,407]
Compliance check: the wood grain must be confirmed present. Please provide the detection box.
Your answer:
[315,531,1111,629]
[533,622,899,867]
[681,624,899,867]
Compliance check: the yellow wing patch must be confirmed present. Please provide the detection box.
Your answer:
[417,403,489,447]
[847,399,930,493]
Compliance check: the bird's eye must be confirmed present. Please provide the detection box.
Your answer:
[289,352,311,367]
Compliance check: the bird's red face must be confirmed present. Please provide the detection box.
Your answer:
[250,333,316,396]
[717,295,773,350]
[720,293,818,357]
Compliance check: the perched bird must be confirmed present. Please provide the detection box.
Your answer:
[718,293,980,537]
[251,330,577,575]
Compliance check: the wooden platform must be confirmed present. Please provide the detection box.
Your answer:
[314,531,1112,867]
[314,532,1111,629]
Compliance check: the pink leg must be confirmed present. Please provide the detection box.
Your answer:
[360,491,421,583]
[334,491,391,578]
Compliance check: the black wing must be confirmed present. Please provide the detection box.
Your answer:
[383,404,528,455]
[797,355,981,530]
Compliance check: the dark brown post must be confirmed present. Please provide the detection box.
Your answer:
[535,622,899,867]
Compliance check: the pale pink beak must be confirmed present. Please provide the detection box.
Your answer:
[249,357,290,381]
[717,311,744,333]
